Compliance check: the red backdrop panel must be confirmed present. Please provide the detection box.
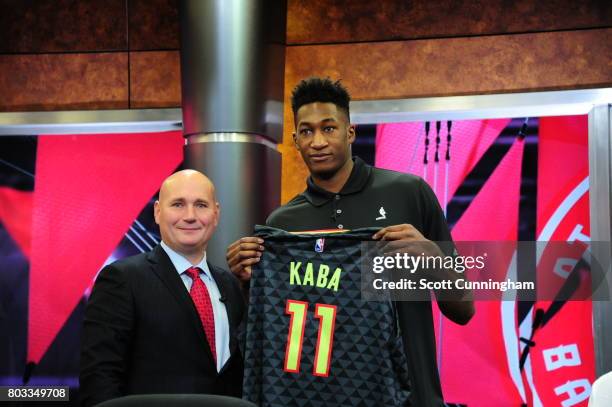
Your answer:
[27,131,184,364]
[526,116,593,407]
[0,187,33,258]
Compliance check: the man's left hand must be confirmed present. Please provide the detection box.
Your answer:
[373,223,474,325]
[372,224,442,257]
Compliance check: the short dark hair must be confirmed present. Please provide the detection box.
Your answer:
[290,77,351,122]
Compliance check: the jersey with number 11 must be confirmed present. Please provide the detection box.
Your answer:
[243,226,410,407]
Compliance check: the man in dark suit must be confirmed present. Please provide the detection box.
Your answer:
[80,170,245,407]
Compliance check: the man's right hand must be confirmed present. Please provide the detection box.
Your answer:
[226,237,265,282]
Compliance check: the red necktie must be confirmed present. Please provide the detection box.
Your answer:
[185,266,217,363]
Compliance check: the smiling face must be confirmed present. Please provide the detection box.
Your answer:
[293,102,355,180]
[154,170,219,258]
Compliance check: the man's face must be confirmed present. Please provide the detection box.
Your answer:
[154,173,219,256]
[293,102,355,179]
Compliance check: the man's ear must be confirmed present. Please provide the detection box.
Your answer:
[214,202,220,227]
[293,132,299,150]
[347,124,356,144]
[153,200,160,225]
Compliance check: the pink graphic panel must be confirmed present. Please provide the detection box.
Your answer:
[528,115,593,407]
[27,131,184,364]
[438,138,525,406]
[375,119,510,206]
[0,187,33,258]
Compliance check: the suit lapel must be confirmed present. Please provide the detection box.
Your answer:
[147,246,216,365]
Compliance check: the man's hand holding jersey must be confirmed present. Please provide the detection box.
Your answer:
[226,225,429,283]
[372,223,442,257]
[372,223,474,325]
[226,225,473,325]
[226,237,264,282]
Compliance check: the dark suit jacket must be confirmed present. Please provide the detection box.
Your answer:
[79,245,245,407]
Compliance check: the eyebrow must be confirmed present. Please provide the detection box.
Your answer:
[168,198,209,203]
[298,118,338,126]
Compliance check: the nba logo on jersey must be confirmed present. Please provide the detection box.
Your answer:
[315,238,325,253]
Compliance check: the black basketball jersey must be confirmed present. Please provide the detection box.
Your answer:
[243,226,410,407]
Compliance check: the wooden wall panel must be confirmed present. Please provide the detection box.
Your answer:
[0,53,129,112]
[128,0,179,50]
[280,28,612,201]
[129,51,181,108]
[286,29,612,100]
[288,0,612,44]
[0,0,127,53]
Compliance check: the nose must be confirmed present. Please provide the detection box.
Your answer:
[311,129,328,149]
[183,204,196,222]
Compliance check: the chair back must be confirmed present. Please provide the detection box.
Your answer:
[96,394,258,407]
[588,370,612,407]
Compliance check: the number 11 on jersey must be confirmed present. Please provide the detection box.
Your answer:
[284,300,338,377]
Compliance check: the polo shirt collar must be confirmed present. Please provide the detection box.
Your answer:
[303,156,371,206]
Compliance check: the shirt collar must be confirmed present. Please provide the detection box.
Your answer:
[303,156,372,207]
[160,241,211,278]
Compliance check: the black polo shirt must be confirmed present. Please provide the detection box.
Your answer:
[265,157,451,407]
[267,156,451,242]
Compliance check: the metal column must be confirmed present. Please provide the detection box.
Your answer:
[179,0,286,264]
[589,104,612,378]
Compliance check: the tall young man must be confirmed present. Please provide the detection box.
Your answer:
[227,78,474,406]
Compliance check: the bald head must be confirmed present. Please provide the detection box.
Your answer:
[159,169,217,203]
[154,169,220,263]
